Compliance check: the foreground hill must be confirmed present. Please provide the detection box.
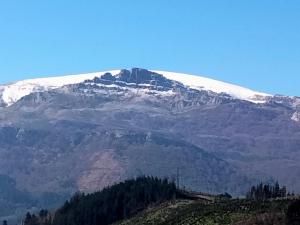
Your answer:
[22,177,300,225]
[23,177,177,225]
[0,68,300,218]
[114,198,295,225]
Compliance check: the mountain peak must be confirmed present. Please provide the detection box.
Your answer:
[0,68,271,106]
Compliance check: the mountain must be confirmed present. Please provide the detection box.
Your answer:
[0,69,270,107]
[0,68,300,219]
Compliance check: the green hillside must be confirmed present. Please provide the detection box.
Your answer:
[115,198,294,225]
[21,177,300,225]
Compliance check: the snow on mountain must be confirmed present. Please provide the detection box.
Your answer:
[292,112,300,122]
[0,69,272,106]
[0,70,120,106]
[152,71,271,103]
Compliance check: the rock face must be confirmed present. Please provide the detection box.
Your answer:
[0,68,300,218]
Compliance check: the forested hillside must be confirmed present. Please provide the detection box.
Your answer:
[20,178,300,225]
[23,177,176,225]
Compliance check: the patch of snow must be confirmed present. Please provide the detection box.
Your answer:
[292,98,300,108]
[86,82,175,98]
[291,112,300,122]
[151,70,272,103]
[1,70,120,106]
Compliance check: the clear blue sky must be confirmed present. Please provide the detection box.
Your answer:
[0,1,299,96]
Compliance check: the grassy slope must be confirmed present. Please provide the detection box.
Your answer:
[114,197,293,225]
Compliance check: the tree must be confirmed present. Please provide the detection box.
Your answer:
[51,176,176,225]
[286,200,300,225]
[39,209,48,218]
[246,181,287,201]
[24,213,39,225]
[2,220,7,225]
[24,212,32,225]
[218,192,232,199]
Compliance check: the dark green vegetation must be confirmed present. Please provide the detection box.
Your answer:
[286,200,300,225]
[246,182,289,201]
[114,197,300,225]
[24,177,176,225]
[22,178,300,225]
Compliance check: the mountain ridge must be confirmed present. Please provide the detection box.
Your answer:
[0,68,274,107]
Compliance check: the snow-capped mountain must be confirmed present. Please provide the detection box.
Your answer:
[0,69,271,106]
[0,68,300,219]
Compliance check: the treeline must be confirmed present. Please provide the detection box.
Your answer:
[246,181,291,201]
[23,176,177,225]
[24,210,51,225]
